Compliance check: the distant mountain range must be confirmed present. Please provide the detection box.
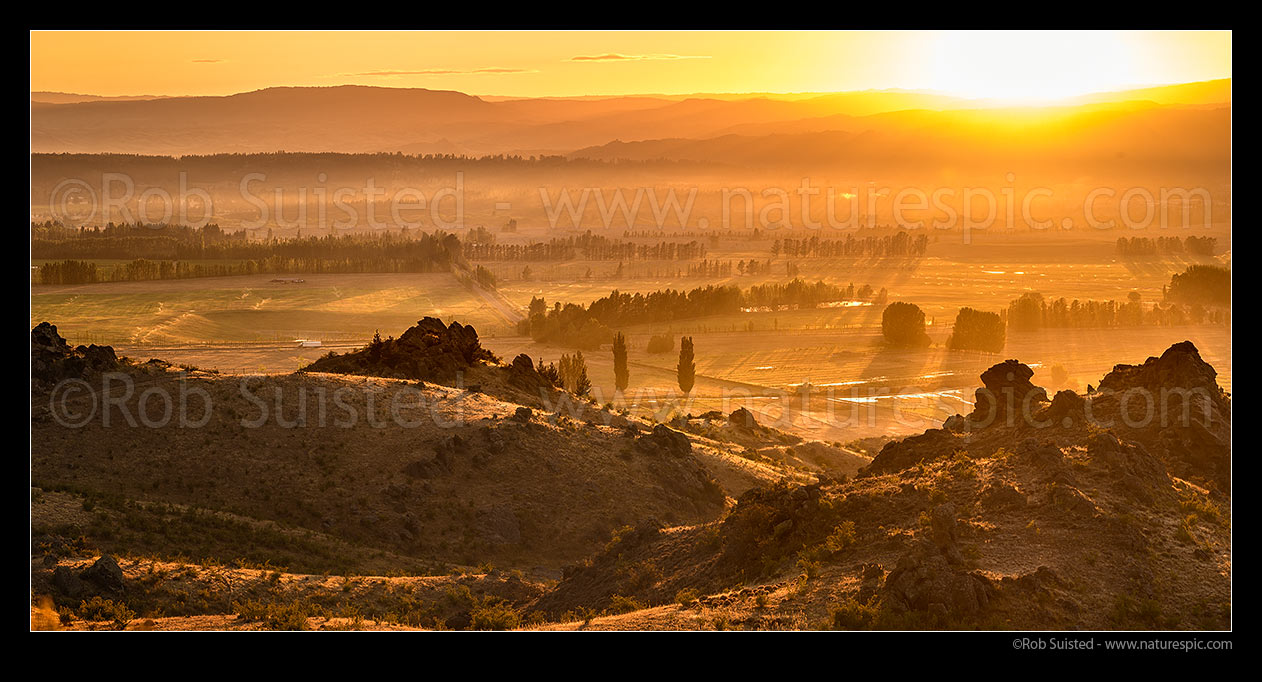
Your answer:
[30,80,1231,165]
[31,92,169,104]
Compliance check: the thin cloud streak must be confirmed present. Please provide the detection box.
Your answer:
[568,53,711,62]
[344,67,537,77]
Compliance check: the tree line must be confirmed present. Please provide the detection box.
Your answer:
[33,222,459,262]
[462,233,707,262]
[772,232,929,258]
[1115,236,1217,256]
[518,278,880,348]
[1007,290,1228,330]
[32,222,462,284]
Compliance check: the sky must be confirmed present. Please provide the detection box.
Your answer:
[30,30,1231,101]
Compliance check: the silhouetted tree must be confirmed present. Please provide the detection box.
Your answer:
[612,332,629,393]
[1007,292,1046,331]
[882,302,931,348]
[1165,265,1230,306]
[946,307,1005,352]
[559,352,591,396]
[535,357,561,387]
[677,336,696,394]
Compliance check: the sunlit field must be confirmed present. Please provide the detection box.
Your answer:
[30,272,510,347]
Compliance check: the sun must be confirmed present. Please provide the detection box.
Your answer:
[924,30,1141,102]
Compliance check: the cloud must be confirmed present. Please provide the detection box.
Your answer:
[192,59,223,63]
[344,67,536,77]
[568,53,710,62]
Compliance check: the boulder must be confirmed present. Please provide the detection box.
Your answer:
[1086,432,1170,504]
[52,565,85,598]
[727,407,759,429]
[881,549,993,617]
[1050,484,1099,518]
[635,424,692,457]
[79,554,125,594]
[508,353,548,391]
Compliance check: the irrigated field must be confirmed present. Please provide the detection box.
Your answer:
[30,272,514,347]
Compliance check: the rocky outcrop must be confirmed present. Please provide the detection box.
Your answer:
[302,317,495,383]
[967,359,1049,428]
[1097,341,1225,403]
[32,322,120,391]
[1040,390,1087,428]
[1090,342,1231,490]
[716,483,834,577]
[1086,432,1171,504]
[861,428,964,476]
[930,502,965,564]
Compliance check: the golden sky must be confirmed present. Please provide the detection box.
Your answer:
[30,30,1231,100]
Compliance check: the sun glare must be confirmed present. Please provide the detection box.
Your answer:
[925,31,1145,102]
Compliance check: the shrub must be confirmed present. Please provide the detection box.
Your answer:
[470,602,521,630]
[830,598,877,630]
[79,596,135,629]
[646,334,674,354]
[675,588,699,607]
[231,599,317,630]
[607,594,646,614]
[824,521,857,553]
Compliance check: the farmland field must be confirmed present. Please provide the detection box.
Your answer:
[32,243,1230,441]
[30,272,513,347]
